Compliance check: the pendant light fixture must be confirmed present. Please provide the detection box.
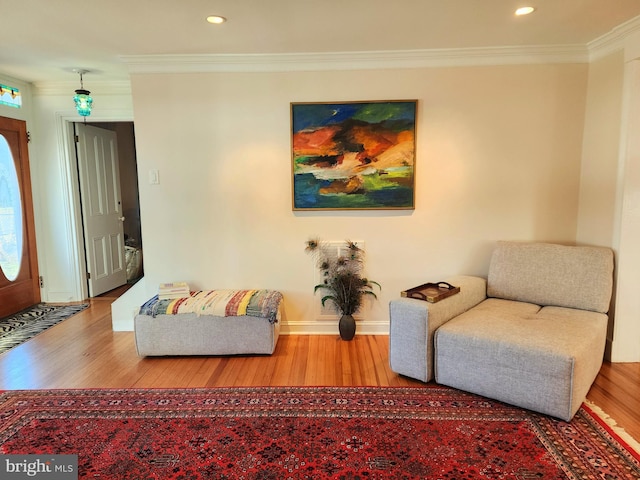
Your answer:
[73,69,93,118]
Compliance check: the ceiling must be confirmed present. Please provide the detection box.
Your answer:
[3,1,640,85]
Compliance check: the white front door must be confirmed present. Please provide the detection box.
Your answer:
[76,123,127,296]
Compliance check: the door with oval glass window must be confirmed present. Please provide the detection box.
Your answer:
[0,116,39,318]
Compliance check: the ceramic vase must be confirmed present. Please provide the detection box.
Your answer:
[339,314,356,341]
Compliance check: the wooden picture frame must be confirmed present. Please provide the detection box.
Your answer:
[291,100,417,210]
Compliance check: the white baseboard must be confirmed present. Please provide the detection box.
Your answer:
[112,318,390,335]
[110,284,390,335]
[44,291,78,303]
[279,320,389,335]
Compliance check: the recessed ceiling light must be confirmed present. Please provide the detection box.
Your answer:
[515,6,536,16]
[206,15,227,24]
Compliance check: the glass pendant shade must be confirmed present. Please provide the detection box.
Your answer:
[74,89,93,116]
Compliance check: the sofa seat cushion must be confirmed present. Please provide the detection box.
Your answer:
[434,298,608,421]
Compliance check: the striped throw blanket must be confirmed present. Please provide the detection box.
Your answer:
[139,290,283,324]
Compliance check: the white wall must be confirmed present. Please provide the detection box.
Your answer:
[577,51,624,248]
[4,44,637,356]
[576,39,640,361]
[120,63,588,333]
[609,31,640,361]
[30,86,133,302]
[576,52,625,359]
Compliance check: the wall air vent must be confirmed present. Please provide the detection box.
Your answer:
[313,240,366,321]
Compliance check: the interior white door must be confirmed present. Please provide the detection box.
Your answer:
[76,123,127,296]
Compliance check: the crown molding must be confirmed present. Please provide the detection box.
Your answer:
[0,73,33,90]
[33,80,131,96]
[120,44,588,75]
[25,15,640,94]
[588,15,640,61]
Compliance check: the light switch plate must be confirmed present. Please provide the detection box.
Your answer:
[149,169,159,185]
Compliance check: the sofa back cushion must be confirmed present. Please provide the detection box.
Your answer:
[487,241,614,313]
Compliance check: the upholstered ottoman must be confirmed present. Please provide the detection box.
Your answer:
[134,289,283,357]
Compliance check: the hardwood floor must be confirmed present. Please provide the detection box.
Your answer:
[1,291,639,443]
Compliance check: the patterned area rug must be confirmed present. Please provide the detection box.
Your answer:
[0,386,638,479]
[0,303,88,354]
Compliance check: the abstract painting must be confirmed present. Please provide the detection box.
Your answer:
[291,100,416,210]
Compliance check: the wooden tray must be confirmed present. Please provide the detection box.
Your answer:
[401,281,460,303]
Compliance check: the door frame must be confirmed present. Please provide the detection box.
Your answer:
[56,110,133,300]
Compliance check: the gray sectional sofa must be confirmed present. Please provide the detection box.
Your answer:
[389,241,614,421]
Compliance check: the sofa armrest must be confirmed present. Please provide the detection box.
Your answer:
[389,275,487,382]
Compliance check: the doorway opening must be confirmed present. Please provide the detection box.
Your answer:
[74,121,143,297]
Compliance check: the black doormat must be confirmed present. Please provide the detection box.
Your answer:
[0,303,89,355]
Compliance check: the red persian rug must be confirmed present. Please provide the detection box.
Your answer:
[1,386,638,479]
